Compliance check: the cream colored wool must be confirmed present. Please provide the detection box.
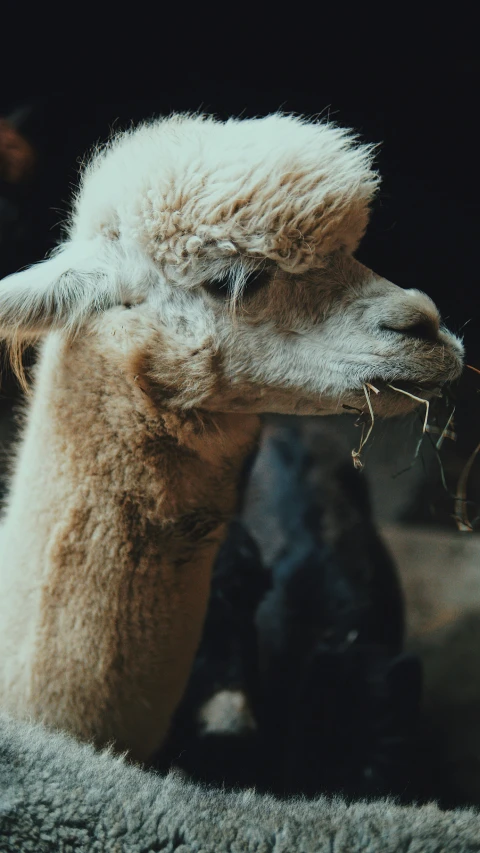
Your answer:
[72,114,379,279]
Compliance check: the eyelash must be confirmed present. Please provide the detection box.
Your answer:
[203,267,271,299]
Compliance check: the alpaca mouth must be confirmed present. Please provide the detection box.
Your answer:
[384,379,444,396]
[365,378,446,400]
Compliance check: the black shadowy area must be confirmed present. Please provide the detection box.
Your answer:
[157,427,422,802]
[254,425,421,801]
[155,519,268,789]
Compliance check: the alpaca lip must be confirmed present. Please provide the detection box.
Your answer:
[368,379,444,398]
[390,379,444,396]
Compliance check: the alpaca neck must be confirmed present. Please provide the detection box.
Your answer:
[0,333,259,761]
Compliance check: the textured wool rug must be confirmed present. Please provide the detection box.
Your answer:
[1,714,479,852]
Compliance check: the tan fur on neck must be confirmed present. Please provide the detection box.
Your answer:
[0,333,258,759]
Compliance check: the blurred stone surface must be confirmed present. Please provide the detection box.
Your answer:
[384,524,480,806]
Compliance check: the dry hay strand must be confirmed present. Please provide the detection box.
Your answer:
[385,384,431,479]
[387,384,430,434]
[351,383,375,470]
[426,406,457,450]
[350,383,432,471]
[347,379,469,528]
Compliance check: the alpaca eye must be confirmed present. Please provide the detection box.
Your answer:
[242,267,271,296]
[202,268,271,300]
[202,275,231,299]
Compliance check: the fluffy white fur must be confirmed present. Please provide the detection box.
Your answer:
[0,113,463,759]
[72,114,379,278]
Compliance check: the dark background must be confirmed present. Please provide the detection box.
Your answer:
[1,27,479,524]
[1,36,478,339]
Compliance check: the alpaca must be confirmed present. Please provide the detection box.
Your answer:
[0,113,463,761]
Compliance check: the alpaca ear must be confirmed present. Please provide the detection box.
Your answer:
[0,241,121,339]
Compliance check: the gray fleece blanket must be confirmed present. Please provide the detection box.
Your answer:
[1,714,479,852]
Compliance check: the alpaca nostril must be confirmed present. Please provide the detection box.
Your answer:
[404,320,439,341]
[381,317,439,342]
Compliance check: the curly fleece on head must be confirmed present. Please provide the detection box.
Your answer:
[71,114,379,278]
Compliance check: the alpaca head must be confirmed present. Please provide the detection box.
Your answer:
[0,114,463,416]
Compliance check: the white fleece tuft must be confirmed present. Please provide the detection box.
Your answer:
[70,113,379,280]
